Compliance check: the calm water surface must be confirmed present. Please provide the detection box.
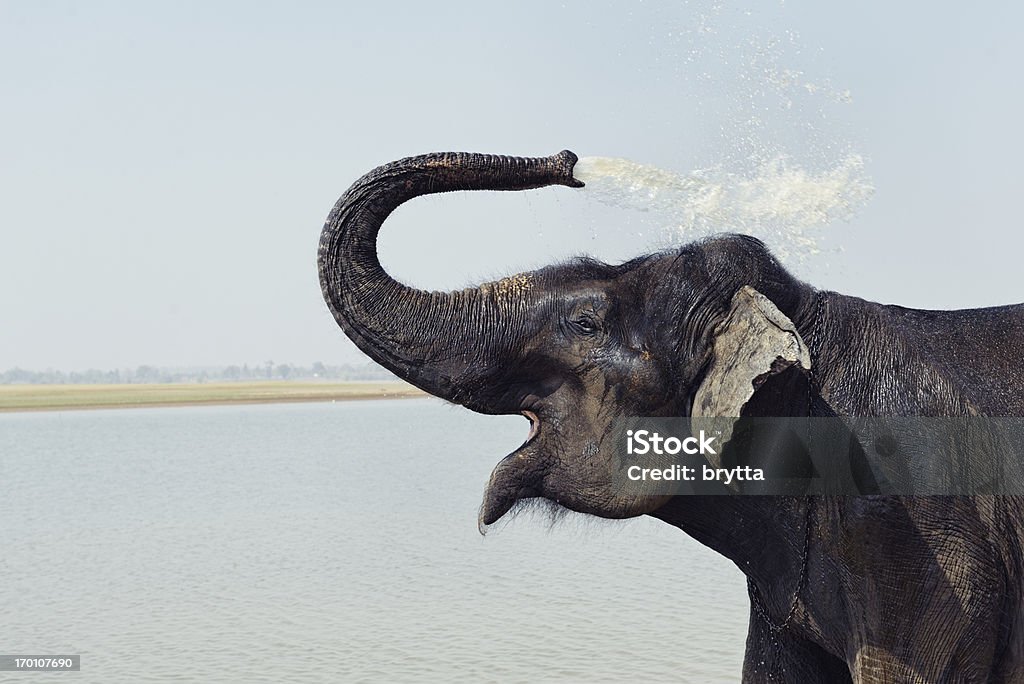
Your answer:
[1,399,747,682]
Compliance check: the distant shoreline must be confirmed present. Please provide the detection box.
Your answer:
[0,381,427,413]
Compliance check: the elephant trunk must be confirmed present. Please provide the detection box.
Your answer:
[317,151,582,408]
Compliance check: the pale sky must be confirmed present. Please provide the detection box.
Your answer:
[3,1,1023,371]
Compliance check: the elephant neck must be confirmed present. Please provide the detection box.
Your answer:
[773,282,824,348]
[650,496,815,629]
[794,291,953,416]
[785,288,883,411]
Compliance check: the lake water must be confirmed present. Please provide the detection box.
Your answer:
[1,399,748,682]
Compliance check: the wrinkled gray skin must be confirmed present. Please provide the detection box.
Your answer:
[318,151,1024,682]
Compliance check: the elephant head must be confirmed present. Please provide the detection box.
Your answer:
[318,151,818,529]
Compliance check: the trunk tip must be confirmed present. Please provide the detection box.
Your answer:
[554,150,585,188]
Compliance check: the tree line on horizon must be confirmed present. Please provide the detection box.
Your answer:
[0,361,397,385]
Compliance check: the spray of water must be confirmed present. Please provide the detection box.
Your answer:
[573,155,874,263]
[560,4,877,266]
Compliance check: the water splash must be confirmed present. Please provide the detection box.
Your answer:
[573,155,874,263]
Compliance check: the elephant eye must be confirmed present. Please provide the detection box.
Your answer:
[571,313,601,336]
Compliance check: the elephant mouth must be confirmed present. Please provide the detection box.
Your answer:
[523,409,541,442]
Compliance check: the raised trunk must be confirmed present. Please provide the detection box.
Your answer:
[317,150,582,407]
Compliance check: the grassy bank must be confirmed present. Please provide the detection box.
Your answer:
[0,381,426,412]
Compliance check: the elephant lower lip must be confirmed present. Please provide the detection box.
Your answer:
[523,410,541,442]
[479,491,516,531]
[479,437,545,533]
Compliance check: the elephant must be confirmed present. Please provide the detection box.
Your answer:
[317,150,1024,682]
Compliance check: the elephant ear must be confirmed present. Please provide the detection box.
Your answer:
[692,286,811,459]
